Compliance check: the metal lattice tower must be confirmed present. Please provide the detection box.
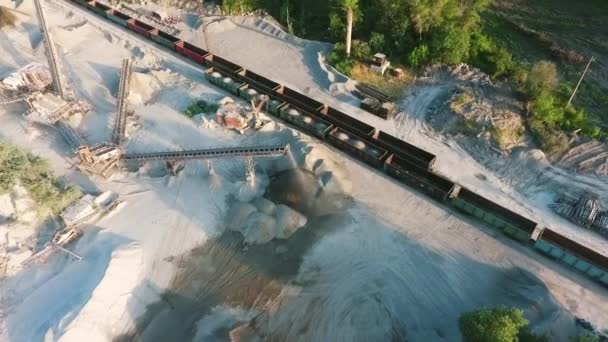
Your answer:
[113,58,133,145]
[33,0,65,98]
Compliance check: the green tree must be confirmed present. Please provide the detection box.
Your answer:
[431,24,471,65]
[459,306,528,342]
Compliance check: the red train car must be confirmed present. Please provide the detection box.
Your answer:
[175,41,209,64]
[126,19,154,38]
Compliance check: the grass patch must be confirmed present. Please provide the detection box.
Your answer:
[0,143,81,215]
[490,122,524,150]
[528,119,569,157]
[450,91,475,115]
[350,63,413,99]
[455,117,481,136]
[0,6,17,30]
[183,99,219,118]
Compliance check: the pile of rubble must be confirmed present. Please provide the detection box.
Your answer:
[423,64,525,151]
[1,63,51,92]
[552,190,608,236]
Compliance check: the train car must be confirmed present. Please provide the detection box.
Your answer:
[327,127,389,168]
[384,154,457,201]
[318,106,376,137]
[88,1,110,17]
[204,68,245,95]
[535,228,608,286]
[106,9,131,27]
[237,84,263,102]
[126,19,155,38]
[372,131,436,170]
[265,95,286,117]
[204,54,244,76]
[236,69,281,94]
[275,86,325,114]
[73,0,90,7]
[150,29,181,50]
[175,41,209,64]
[278,104,333,139]
[451,188,537,242]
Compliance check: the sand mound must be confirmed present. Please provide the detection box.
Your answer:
[0,6,18,30]
[128,72,162,105]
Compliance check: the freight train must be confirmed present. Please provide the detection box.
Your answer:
[63,0,608,289]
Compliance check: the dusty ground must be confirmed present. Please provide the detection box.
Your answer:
[1,0,608,341]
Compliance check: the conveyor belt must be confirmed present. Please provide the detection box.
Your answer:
[113,58,132,145]
[122,145,288,162]
[34,0,66,97]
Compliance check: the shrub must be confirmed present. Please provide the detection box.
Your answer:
[525,61,559,97]
[350,40,372,60]
[529,90,564,126]
[430,25,471,65]
[222,0,257,15]
[184,100,219,117]
[408,44,430,67]
[459,306,528,342]
[327,42,354,75]
[369,32,386,52]
[0,143,81,215]
[528,118,569,156]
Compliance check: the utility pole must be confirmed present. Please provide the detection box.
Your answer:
[567,56,594,107]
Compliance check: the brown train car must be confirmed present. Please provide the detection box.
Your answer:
[327,127,388,168]
[275,86,325,114]
[175,41,209,64]
[318,106,376,137]
[372,131,436,170]
[384,154,457,201]
[204,54,244,75]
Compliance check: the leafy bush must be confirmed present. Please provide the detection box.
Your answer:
[0,143,81,215]
[524,61,559,97]
[408,44,430,67]
[529,89,564,126]
[222,0,257,15]
[350,40,372,60]
[184,100,219,118]
[431,25,472,65]
[459,306,528,342]
[327,42,354,75]
[369,32,386,52]
[528,118,569,156]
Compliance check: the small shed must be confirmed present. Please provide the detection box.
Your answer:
[370,53,390,75]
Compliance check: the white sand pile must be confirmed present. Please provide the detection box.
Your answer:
[0,183,46,276]
[128,71,163,105]
[59,242,143,342]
